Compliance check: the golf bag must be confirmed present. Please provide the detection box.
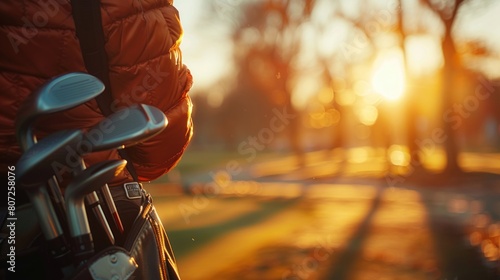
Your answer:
[0,0,182,278]
[1,186,180,280]
[70,192,180,280]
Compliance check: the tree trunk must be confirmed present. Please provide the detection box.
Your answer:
[441,28,461,174]
[397,0,422,168]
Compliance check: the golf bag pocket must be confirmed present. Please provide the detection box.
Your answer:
[123,193,181,280]
[69,246,137,280]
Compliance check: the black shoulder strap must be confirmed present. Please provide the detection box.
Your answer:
[71,0,113,116]
[71,0,139,181]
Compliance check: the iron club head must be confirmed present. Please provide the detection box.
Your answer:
[15,72,104,151]
[16,129,84,188]
[15,129,83,242]
[81,104,168,152]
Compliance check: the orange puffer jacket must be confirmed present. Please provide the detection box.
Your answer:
[0,0,193,185]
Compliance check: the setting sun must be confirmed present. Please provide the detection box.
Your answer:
[371,49,406,101]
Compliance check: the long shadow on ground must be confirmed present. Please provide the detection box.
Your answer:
[416,171,500,280]
[167,198,300,258]
[421,197,496,280]
[322,187,384,280]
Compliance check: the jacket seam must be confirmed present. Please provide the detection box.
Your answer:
[110,52,169,70]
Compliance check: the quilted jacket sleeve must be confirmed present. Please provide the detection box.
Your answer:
[0,0,191,183]
[101,1,193,181]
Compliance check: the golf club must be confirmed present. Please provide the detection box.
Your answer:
[73,156,115,245]
[15,72,105,239]
[83,103,168,151]
[80,103,168,234]
[64,159,127,264]
[16,129,83,260]
[64,103,168,245]
[16,72,104,150]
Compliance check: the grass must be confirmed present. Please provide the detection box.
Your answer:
[167,197,299,259]
[153,147,283,184]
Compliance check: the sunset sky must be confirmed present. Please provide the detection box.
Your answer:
[176,0,500,97]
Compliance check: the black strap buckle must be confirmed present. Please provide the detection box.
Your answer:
[123,182,142,199]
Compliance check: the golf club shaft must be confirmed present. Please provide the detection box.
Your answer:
[30,188,63,240]
[101,184,124,233]
[65,159,126,265]
[75,159,115,244]
[22,136,66,243]
[66,198,94,263]
[47,176,68,228]
[85,192,115,244]
[27,135,68,232]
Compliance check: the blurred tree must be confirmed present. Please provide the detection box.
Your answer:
[203,0,498,174]
[418,0,466,174]
[323,0,400,169]
[415,0,497,175]
[219,0,317,162]
[396,0,422,169]
[229,0,406,166]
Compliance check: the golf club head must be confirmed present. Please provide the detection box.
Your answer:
[83,104,168,152]
[65,159,127,204]
[65,159,127,236]
[16,129,84,188]
[15,72,104,150]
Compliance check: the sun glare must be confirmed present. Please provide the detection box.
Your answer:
[371,50,406,101]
